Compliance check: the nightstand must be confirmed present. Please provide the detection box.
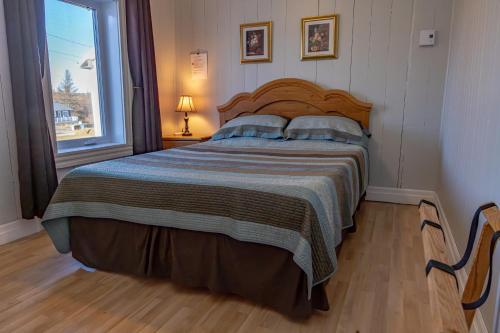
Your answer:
[162,135,211,149]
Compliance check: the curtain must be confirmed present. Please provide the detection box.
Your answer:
[3,0,58,219]
[125,0,162,155]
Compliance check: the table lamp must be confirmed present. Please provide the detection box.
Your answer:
[175,95,196,136]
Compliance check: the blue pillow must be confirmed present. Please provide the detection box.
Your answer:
[284,116,364,143]
[212,115,288,140]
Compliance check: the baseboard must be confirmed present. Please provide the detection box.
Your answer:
[432,193,488,333]
[0,218,44,246]
[366,186,435,205]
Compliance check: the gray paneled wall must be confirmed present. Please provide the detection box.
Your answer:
[439,0,500,330]
[0,75,19,226]
[0,0,21,226]
[151,0,453,189]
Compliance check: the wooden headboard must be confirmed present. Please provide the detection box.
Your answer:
[217,78,373,128]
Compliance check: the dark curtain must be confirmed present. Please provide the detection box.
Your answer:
[125,0,162,155]
[4,0,58,219]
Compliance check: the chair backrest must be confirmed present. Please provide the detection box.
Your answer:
[419,201,500,333]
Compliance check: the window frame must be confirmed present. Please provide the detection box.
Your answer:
[45,0,133,168]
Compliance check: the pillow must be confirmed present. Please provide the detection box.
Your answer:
[212,115,288,140]
[284,116,364,143]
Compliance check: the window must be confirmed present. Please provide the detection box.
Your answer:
[45,0,130,160]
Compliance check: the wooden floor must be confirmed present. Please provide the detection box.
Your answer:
[0,202,433,333]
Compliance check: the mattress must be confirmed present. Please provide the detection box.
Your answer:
[42,137,369,296]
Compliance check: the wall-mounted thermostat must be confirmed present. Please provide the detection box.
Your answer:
[419,30,436,46]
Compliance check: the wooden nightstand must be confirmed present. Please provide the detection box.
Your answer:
[162,135,211,149]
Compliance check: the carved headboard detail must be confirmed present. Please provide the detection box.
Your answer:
[217,78,372,128]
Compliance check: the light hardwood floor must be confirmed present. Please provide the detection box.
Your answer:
[0,202,433,333]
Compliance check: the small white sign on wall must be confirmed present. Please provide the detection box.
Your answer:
[190,51,208,80]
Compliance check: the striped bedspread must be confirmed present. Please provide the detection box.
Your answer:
[42,137,368,295]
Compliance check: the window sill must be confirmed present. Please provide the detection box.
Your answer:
[55,143,133,169]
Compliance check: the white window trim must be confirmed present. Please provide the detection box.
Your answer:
[48,0,133,169]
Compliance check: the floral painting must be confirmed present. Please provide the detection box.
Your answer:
[240,22,272,63]
[302,15,338,60]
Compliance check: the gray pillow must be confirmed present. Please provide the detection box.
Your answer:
[212,115,288,140]
[284,116,364,143]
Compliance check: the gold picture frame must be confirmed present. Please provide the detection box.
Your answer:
[240,22,273,64]
[301,15,339,61]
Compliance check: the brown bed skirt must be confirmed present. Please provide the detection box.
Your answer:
[70,217,339,318]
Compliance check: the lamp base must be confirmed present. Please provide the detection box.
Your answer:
[182,112,192,137]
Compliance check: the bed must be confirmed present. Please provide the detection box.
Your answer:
[42,78,372,318]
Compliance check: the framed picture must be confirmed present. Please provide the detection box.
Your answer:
[240,22,272,64]
[301,15,338,61]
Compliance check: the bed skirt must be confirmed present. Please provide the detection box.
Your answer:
[70,217,337,318]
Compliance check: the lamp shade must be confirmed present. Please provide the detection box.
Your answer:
[176,95,196,113]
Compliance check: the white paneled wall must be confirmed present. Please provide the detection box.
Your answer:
[151,0,453,189]
[0,0,21,226]
[400,0,453,189]
[150,0,177,140]
[439,0,500,330]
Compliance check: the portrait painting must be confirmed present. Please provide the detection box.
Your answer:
[302,15,338,60]
[240,22,272,63]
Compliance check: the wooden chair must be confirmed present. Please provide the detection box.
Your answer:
[419,200,500,333]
